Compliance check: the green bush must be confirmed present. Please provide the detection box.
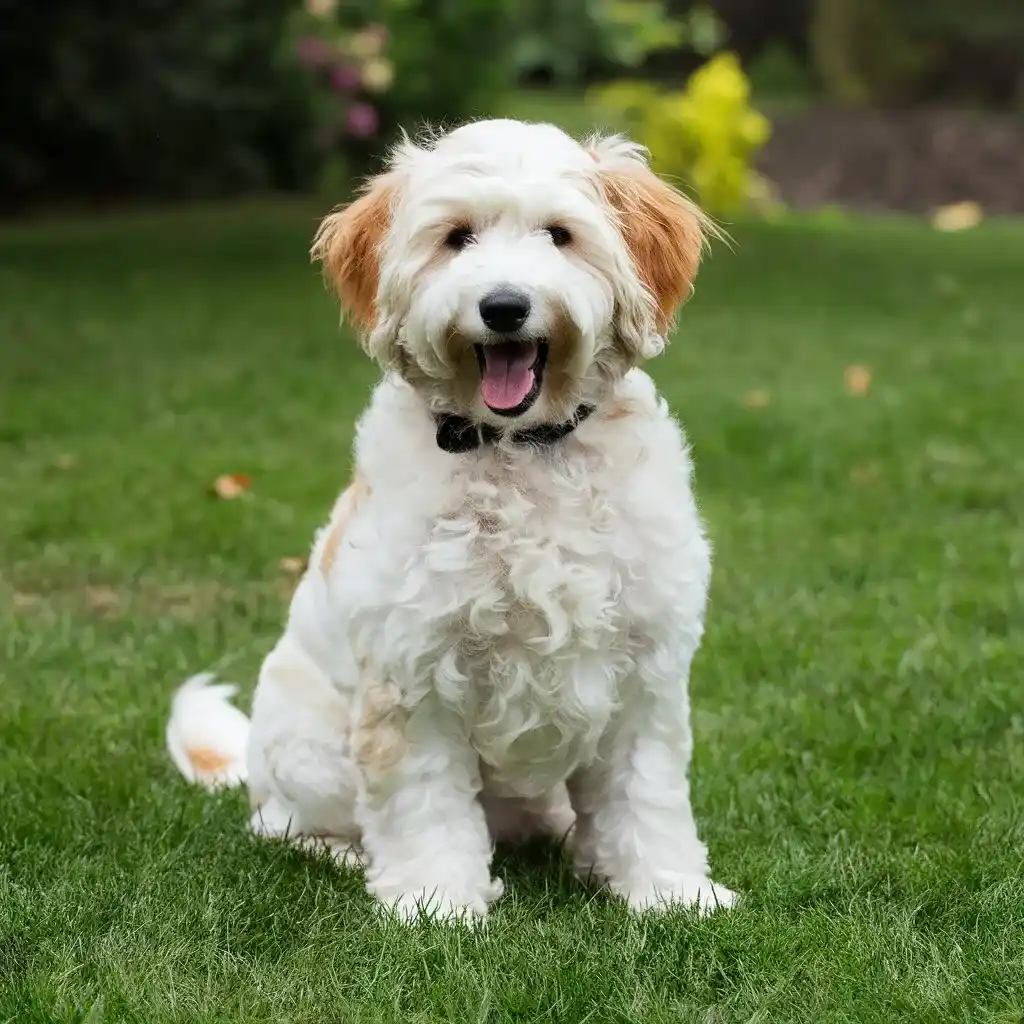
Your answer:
[511,0,684,84]
[1,0,313,206]
[809,0,937,106]
[508,1,733,85]
[661,0,1022,108]
[289,0,519,187]
[809,0,1024,106]
[591,52,771,215]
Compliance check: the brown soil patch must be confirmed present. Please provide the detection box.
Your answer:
[758,106,1024,215]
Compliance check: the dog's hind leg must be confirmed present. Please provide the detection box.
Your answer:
[248,795,365,867]
[247,633,364,867]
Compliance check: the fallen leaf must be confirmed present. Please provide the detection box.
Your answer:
[213,473,252,500]
[931,201,982,232]
[85,585,121,612]
[849,462,881,485]
[925,441,979,467]
[279,556,307,575]
[743,389,771,409]
[844,365,871,396]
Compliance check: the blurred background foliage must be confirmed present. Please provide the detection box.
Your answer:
[2,0,1022,213]
[284,0,518,191]
[807,0,1024,107]
[1,0,314,205]
[592,53,772,214]
[512,0,687,86]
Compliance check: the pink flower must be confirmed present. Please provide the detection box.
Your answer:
[296,36,330,69]
[346,102,379,139]
[329,63,361,93]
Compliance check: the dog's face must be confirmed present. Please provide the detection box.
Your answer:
[314,119,707,425]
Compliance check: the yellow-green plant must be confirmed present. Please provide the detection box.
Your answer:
[590,53,771,214]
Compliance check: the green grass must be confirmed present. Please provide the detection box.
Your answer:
[2,200,1023,1023]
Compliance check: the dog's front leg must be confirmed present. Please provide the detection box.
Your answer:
[354,688,501,924]
[569,647,737,915]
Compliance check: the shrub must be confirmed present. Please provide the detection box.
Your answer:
[511,0,685,85]
[809,0,937,106]
[591,52,771,214]
[809,0,1024,106]
[0,0,313,206]
[289,0,519,187]
[509,1,736,85]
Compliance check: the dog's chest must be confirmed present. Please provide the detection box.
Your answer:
[448,462,622,637]
[426,461,634,786]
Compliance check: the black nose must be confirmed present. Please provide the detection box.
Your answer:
[479,288,530,333]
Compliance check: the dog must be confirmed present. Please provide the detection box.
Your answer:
[167,118,737,922]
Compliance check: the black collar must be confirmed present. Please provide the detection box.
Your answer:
[434,405,594,454]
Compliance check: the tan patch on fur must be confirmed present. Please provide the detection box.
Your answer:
[604,401,635,422]
[477,512,501,534]
[537,306,591,417]
[599,165,707,332]
[320,475,367,576]
[311,177,396,329]
[396,330,483,413]
[320,523,343,576]
[354,681,407,774]
[187,746,234,773]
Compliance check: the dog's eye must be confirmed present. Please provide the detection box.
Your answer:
[445,227,474,251]
[546,225,572,247]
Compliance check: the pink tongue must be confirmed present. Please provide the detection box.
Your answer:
[480,342,538,410]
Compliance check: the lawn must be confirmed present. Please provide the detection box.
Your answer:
[1,197,1023,1022]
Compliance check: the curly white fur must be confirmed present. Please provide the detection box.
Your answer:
[168,118,736,922]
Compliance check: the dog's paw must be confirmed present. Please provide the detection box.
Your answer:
[620,875,738,915]
[298,835,366,869]
[372,876,505,926]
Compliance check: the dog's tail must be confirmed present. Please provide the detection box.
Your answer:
[166,673,250,790]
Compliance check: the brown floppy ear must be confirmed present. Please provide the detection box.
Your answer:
[598,159,708,334]
[311,175,395,330]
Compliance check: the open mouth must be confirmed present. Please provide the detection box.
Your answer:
[474,340,548,417]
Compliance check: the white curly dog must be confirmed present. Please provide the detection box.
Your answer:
[167,118,738,923]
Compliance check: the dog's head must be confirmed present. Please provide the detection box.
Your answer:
[313,119,708,425]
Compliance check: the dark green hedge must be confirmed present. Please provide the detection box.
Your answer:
[0,0,314,207]
[700,0,1023,106]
